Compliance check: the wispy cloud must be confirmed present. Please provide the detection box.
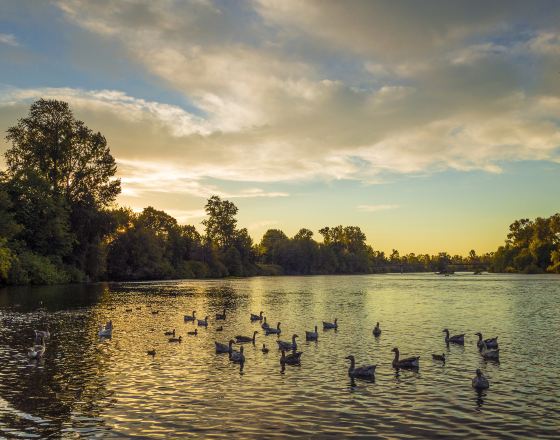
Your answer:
[0,33,19,47]
[357,204,400,213]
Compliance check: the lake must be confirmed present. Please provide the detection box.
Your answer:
[1,273,559,438]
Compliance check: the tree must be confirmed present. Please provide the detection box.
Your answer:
[202,196,238,249]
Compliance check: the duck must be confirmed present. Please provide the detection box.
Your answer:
[147,349,156,356]
[164,329,175,336]
[184,311,196,322]
[197,316,209,327]
[229,345,245,363]
[187,328,198,336]
[265,322,281,335]
[373,322,381,337]
[277,334,298,351]
[98,324,112,338]
[216,309,226,320]
[323,318,338,330]
[215,339,235,354]
[345,355,376,379]
[472,369,489,389]
[305,326,318,341]
[261,343,269,353]
[480,346,500,361]
[443,329,465,345]
[261,317,270,330]
[28,340,46,360]
[250,311,264,321]
[280,349,302,365]
[475,332,498,350]
[216,326,224,332]
[432,353,446,362]
[235,331,258,343]
[391,347,420,369]
[168,336,182,343]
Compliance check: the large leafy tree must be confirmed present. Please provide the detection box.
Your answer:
[202,195,238,249]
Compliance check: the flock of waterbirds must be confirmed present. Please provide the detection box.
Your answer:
[88,308,499,390]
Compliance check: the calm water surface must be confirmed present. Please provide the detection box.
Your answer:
[0,274,559,439]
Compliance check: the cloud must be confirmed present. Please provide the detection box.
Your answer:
[357,204,399,213]
[0,33,19,47]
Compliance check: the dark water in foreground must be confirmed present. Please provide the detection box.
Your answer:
[0,274,559,439]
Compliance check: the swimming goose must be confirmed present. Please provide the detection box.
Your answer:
[187,328,198,336]
[323,318,338,330]
[280,349,302,365]
[216,309,226,320]
[215,339,235,354]
[147,349,156,356]
[277,334,298,350]
[235,331,258,343]
[28,340,46,360]
[265,322,281,335]
[197,316,209,327]
[373,322,381,337]
[305,326,318,341]
[184,311,196,322]
[168,336,182,343]
[391,347,420,369]
[261,343,269,353]
[472,369,489,389]
[216,326,223,332]
[98,324,112,338]
[164,329,175,336]
[229,345,245,363]
[443,329,465,345]
[432,353,446,362]
[261,317,270,330]
[125,308,133,312]
[151,310,159,315]
[480,346,500,361]
[250,311,264,321]
[345,355,376,379]
[475,332,498,350]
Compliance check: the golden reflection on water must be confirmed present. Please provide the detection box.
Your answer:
[1,274,560,438]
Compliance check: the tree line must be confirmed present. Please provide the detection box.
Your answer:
[1,100,558,285]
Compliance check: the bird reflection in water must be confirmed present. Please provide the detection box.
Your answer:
[475,389,487,408]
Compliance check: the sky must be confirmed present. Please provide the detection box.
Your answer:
[0,0,559,255]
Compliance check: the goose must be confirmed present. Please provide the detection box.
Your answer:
[34,329,51,342]
[280,349,302,365]
[216,309,226,320]
[391,347,420,369]
[125,308,133,312]
[472,369,489,389]
[229,345,245,363]
[235,331,258,343]
[305,326,318,341]
[215,339,235,354]
[136,306,142,310]
[28,340,46,360]
[151,310,159,315]
[250,311,264,321]
[345,355,376,379]
[187,328,198,336]
[373,322,381,337]
[475,332,498,350]
[216,326,224,332]
[168,336,182,343]
[443,329,465,345]
[164,329,175,336]
[265,322,281,335]
[147,349,156,356]
[261,343,269,353]
[432,353,446,362]
[105,320,113,330]
[261,317,270,330]
[98,324,112,338]
[184,311,196,322]
[197,316,209,327]
[323,318,338,330]
[277,334,298,351]
[481,346,500,361]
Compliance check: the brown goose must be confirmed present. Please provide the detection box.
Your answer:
[235,331,258,343]
[392,347,420,369]
[265,322,281,335]
[443,329,465,345]
[277,334,298,351]
[216,309,226,320]
[475,332,498,350]
[472,369,489,389]
[432,353,446,362]
[215,339,235,354]
[187,328,198,336]
[229,345,245,363]
[481,346,499,361]
[261,343,269,353]
[197,316,209,327]
[345,355,376,379]
[184,311,196,322]
[147,349,156,356]
[164,329,175,336]
[373,322,381,337]
[168,336,182,343]
[305,326,318,341]
[250,311,264,321]
[280,349,302,365]
[261,317,270,330]
[323,318,338,330]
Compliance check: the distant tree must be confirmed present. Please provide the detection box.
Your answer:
[202,196,238,249]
